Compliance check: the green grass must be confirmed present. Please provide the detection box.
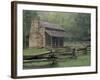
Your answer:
[23,54,91,69]
[64,41,90,49]
[23,48,49,56]
[57,54,90,67]
[23,41,91,69]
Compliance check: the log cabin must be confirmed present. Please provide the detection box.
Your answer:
[25,17,65,48]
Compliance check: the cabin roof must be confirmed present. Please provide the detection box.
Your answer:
[40,21,64,31]
[46,30,65,37]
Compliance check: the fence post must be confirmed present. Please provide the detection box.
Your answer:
[72,48,77,59]
[49,49,57,65]
[83,47,88,55]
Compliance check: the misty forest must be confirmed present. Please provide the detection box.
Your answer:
[23,10,90,48]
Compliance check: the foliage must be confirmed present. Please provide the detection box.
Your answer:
[38,11,91,41]
[23,10,91,48]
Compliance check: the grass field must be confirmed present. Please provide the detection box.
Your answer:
[64,41,90,48]
[23,48,49,56]
[57,54,90,67]
[23,41,90,56]
[23,41,91,69]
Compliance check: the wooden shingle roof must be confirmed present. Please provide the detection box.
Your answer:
[40,21,64,31]
[46,30,65,37]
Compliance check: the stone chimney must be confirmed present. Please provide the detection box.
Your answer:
[29,17,43,48]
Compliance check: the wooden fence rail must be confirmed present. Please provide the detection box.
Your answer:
[23,46,90,64]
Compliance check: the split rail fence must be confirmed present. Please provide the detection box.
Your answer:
[24,45,90,64]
